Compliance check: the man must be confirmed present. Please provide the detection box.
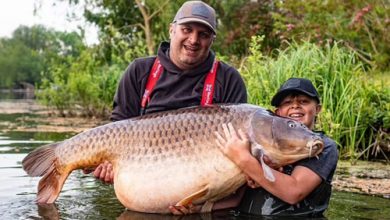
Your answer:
[172,78,338,217]
[87,1,247,183]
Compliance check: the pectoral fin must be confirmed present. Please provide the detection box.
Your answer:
[175,186,209,206]
[259,154,275,182]
[252,144,275,182]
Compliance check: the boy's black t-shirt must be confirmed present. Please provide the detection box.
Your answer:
[236,132,339,217]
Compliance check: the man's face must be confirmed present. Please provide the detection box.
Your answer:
[169,22,215,70]
[275,94,321,130]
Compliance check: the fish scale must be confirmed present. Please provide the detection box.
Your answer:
[22,104,324,213]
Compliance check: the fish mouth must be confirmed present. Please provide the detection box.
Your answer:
[307,139,324,158]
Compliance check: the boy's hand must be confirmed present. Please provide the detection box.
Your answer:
[215,123,251,165]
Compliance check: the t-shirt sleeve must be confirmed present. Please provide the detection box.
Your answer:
[295,137,339,183]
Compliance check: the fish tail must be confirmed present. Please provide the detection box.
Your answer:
[23,143,58,177]
[22,142,69,203]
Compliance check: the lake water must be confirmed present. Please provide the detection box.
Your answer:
[0,99,389,219]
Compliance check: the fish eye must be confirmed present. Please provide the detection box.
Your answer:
[288,121,296,128]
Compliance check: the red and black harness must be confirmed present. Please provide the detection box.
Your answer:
[140,58,219,115]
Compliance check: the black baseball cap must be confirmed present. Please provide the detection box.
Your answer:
[271,78,320,106]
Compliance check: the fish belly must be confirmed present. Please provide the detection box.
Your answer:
[108,106,253,213]
[114,145,245,213]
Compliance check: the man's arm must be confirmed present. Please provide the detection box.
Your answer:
[169,185,246,215]
[217,63,247,104]
[110,59,148,121]
[88,59,151,182]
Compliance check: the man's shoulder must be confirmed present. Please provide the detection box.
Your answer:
[131,56,157,66]
[124,56,157,76]
[217,60,238,71]
[217,60,241,80]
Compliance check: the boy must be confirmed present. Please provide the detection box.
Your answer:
[218,77,339,217]
[171,78,338,217]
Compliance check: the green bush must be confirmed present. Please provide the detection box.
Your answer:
[38,66,72,115]
[38,28,147,118]
[37,49,124,117]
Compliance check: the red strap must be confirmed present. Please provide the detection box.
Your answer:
[141,58,164,108]
[201,59,219,106]
[141,58,219,110]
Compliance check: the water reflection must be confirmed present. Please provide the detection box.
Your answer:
[117,211,210,220]
[38,204,59,220]
[116,210,324,220]
[37,205,214,220]
[34,204,330,220]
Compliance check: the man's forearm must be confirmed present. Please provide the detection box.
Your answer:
[212,185,247,211]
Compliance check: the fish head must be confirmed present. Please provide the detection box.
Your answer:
[249,110,324,167]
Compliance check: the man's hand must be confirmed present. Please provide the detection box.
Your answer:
[169,203,202,215]
[83,161,114,184]
[246,176,260,188]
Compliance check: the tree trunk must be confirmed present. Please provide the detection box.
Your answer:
[135,0,169,55]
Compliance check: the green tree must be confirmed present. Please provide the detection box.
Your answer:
[68,0,177,60]
[0,25,85,88]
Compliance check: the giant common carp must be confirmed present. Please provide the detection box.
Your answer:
[22,104,323,213]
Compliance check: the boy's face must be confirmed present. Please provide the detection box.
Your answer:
[275,94,321,130]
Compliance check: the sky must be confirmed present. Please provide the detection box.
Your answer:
[0,0,98,45]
